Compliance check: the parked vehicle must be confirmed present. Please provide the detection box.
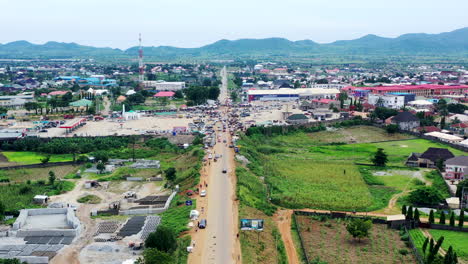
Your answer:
[198,219,207,229]
[200,190,206,197]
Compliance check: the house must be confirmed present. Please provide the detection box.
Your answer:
[286,114,309,124]
[424,131,463,144]
[33,195,49,204]
[405,153,422,167]
[450,123,468,135]
[416,148,455,168]
[299,101,313,111]
[391,112,420,131]
[444,156,468,180]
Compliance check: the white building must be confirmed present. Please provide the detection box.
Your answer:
[247,88,339,102]
[368,94,405,109]
[142,81,185,91]
[309,83,348,90]
[0,94,35,109]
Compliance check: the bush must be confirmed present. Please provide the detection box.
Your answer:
[408,186,444,206]
[145,226,177,253]
[399,249,409,255]
[18,186,32,195]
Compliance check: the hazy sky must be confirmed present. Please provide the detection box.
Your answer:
[1,0,467,49]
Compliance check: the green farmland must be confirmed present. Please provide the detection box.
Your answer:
[239,126,466,211]
[429,229,468,261]
[2,151,74,165]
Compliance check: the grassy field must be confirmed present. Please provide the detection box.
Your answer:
[0,165,78,183]
[2,151,73,165]
[307,126,414,144]
[77,194,102,204]
[296,216,415,264]
[429,229,468,260]
[239,126,465,211]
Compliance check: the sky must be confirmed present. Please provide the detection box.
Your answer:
[1,0,467,50]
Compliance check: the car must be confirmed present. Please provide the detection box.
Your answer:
[222,168,227,173]
[198,219,207,229]
[200,190,207,197]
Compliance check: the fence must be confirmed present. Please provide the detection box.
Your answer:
[429,223,468,232]
[292,213,310,264]
[405,227,426,264]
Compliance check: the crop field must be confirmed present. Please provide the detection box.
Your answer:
[429,229,468,260]
[408,228,427,256]
[296,216,415,264]
[2,151,73,165]
[240,126,466,211]
[271,160,373,210]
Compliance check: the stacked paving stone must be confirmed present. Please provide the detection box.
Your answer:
[140,216,161,240]
[94,221,121,235]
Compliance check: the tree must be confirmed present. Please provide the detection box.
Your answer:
[48,171,56,185]
[207,86,220,100]
[414,208,420,222]
[139,248,175,264]
[408,187,444,206]
[444,245,458,264]
[371,148,388,167]
[165,167,176,183]
[440,211,446,224]
[450,212,455,227]
[440,116,446,129]
[422,237,429,254]
[346,218,372,242]
[173,90,183,99]
[338,92,348,109]
[429,210,435,224]
[40,155,50,164]
[96,162,105,174]
[459,209,465,228]
[145,226,177,253]
[436,159,445,172]
[407,205,414,220]
[69,143,79,162]
[402,205,407,215]
[385,124,399,134]
[437,99,449,116]
[93,150,109,163]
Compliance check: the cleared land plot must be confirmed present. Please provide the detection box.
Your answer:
[429,229,468,261]
[0,165,78,183]
[2,151,73,165]
[307,126,414,144]
[296,216,416,264]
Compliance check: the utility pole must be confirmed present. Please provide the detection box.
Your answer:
[138,33,144,90]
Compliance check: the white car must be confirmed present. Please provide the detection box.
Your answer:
[200,190,207,197]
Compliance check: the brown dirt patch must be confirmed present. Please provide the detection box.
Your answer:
[296,215,416,264]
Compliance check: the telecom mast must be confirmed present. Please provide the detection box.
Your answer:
[138,33,144,89]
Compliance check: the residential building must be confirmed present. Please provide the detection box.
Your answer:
[445,156,468,180]
[368,94,405,109]
[390,112,420,131]
[286,114,309,124]
[406,147,455,168]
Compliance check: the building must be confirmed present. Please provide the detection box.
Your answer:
[406,147,455,168]
[368,94,405,109]
[310,83,348,89]
[343,84,468,97]
[142,81,185,91]
[445,156,468,180]
[390,112,420,131]
[407,100,433,110]
[424,131,464,143]
[0,94,35,108]
[286,114,309,124]
[247,88,339,102]
[154,91,175,98]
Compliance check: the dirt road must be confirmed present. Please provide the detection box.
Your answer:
[274,210,300,264]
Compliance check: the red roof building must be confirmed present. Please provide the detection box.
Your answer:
[343,84,468,96]
[154,91,175,97]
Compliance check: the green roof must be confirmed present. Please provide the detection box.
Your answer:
[69,99,93,107]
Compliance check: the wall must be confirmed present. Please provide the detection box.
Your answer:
[119,191,176,216]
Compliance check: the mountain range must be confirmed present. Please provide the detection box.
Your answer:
[1,27,467,60]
